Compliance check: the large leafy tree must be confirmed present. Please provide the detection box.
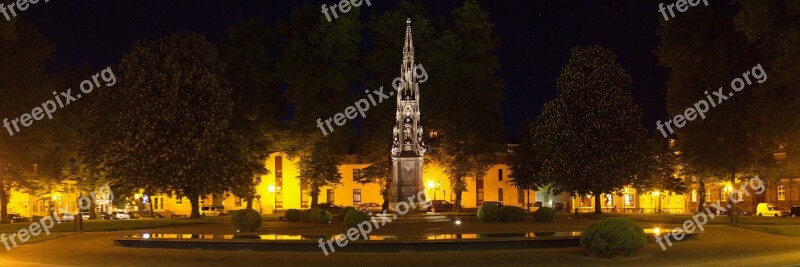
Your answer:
[538,46,650,214]
[82,32,251,218]
[275,3,361,206]
[423,0,505,210]
[0,18,54,223]
[219,18,286,209]
[508,119,548,210]
[656,7,763,222]
[633,137,688,213]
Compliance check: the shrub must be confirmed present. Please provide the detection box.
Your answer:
[301,209,312,222]
[534,207,555,223]
[307,208,332,224]
[477,204,502,223]
[231,209,262,232]
[285,209,302,222]
[580,218,646,258]
[501,206,527,222]
[344,209,370,228]
[339,207,356,222]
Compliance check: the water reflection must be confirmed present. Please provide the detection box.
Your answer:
[130,231,584,241]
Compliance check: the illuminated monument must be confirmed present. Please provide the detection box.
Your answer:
[390,19,426,210]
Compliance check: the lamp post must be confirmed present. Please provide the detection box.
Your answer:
[268,185,276,214]
[427,181,435,201]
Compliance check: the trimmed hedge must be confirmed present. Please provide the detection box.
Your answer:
[534,207,555,223]
[477,204,502,223]
[580,218,646,258]
[344,209,370,228]
[285,209,302,222]
[339,207,356,222]
[307,208,332,224]
[301,209,312,222]
[501,206,527,222]
[231,209,262,232]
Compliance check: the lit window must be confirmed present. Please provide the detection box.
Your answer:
[705,189,711,202]
[235,197,242,207]
[778,186,786,201]
[353,189,362,206]
[691,190,698,203]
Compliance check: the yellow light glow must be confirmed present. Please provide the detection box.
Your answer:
[653,227,661,235]
[427,181,435,189]
[268,185,276,193]
[134,193,142,199]
[51,193,61,201]
[652,191,660,197]
[725,184,733,192]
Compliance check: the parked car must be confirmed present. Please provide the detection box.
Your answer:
[720,207,753,216]
[8,213,26,223]
[131,211,164,219]
[756,203,786,217]
[98,213,112,220]
[482,201,504,208]
[788,206,800,218]
[111,211,131,220]
[426,200,455,212]
[60,213,75,221]
[77,212,90,220]
[316,203,343,214]
[201,206,223,216]
[358,202,382,213]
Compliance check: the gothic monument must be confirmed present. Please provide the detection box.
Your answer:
[390,19,426,210]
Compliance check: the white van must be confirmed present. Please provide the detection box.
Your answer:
[756,203,785,217]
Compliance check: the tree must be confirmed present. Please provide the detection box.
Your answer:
[275,3,361,207]
[633,137,688,213]
[0,18,54,223]
[423,0,505,210]
[82,32,251,219]
[656,7,763,223]
[219,18,286,209]
[508,119,548,210]
[537,46,650,214]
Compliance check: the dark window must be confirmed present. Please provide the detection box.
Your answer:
[154,198,159,210]
[498,169,503,181]
[498,188,504,202]
[353,169,362,181]
[327,189,335,204]
[353,189,362,206]
[518,189,525,204]
[235,197,242,207]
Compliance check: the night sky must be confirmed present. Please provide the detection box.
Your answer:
[25,0,686,139]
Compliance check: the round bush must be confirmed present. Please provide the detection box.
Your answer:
[501,206,527,222]
[344,209,370,228]
[534,207,555,223]
[285,209,302,222]
[301,209,312,222]
[339,207,356,222]
[231,209,262,232]
[307,208,332,224]
[580,218,646,258]
[477,204,502,223]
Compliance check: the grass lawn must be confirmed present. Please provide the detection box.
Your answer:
[0,218,217,245]
[736,225,800,237]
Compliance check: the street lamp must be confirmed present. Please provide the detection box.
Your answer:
[268,185,277,214]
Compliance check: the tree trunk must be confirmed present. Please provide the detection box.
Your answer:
[189,195,201,219]
[594,194,602,214]
[310,190,319,208]
[526,190,531,212]
[697,180,706,214]
[455,190,463,212]
[246,197,253,210]
[729,172,738,224]
[0,176,7,224]
[149,199,155,217]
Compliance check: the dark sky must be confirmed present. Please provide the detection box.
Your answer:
[25,0,675,139]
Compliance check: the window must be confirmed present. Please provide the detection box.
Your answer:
[353,189,362,206]
[498,188,503,202]
[154,198,159,210]
[327,189,335,204]
[691,190,698,203]
[518,189,525,204]
[176,197,182,204]
[778,186,786,201]
[235,197,242,207]
[301,181,309,208]
[353,169,362,182]
[498,169,503,181]
[705,189,711,202]
[160,197,164,209]
[477,188,484,206]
